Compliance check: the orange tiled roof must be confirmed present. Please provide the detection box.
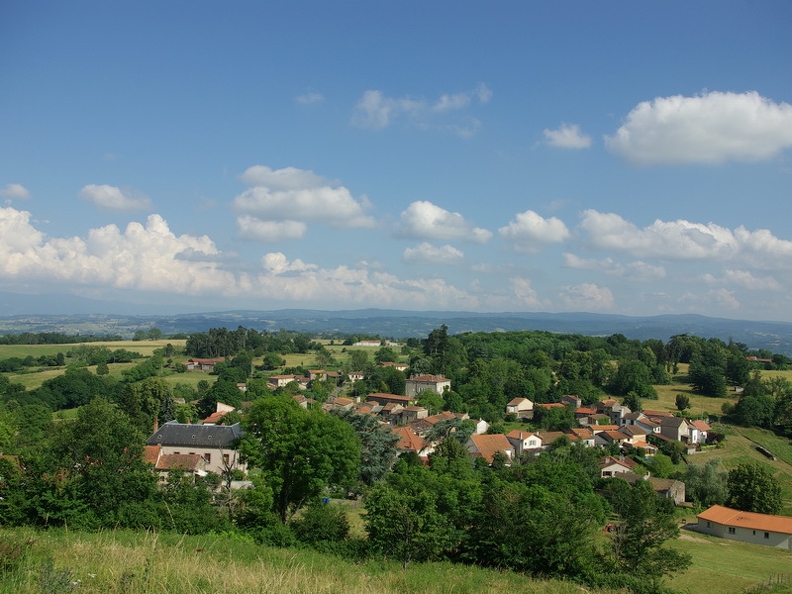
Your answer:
[156,453,203,471]
[698,505,792,535]
[202,410,229,424]
[691,420,712,432]
[143,444,161,465]
[392,426,427,453]
[469,434,513,463]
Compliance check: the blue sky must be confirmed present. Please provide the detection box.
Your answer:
[2,1,792,320]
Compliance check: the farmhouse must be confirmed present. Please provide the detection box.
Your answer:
[146,421,246,475]
[185,357,226,372]
[697,505,792,549]
[404,374,451,397]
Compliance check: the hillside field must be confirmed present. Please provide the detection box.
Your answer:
[1,525,791,594]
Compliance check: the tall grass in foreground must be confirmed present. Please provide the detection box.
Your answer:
[0,528,610,594]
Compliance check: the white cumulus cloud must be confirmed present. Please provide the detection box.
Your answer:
[543,123,592,149]
[605,91,792,165]
[701,269,782,291]
[239,165,330,190]
[233,166,376,239]
[0,207,236,293]
[558,283,615,311]
[0,183,30,200]
[80,184,152,211]
[579,210,792,268]
[397,201,492,243]
[237,216,307,242]
[257,253,481,310]
[403,242,465,265]
[563,253,666,280]
[499,210,570,252]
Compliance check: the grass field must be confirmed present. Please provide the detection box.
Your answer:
[0,528,607,594]
[667,524,792,594]
[1,522,790,594]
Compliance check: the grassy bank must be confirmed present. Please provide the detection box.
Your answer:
[2,525,791,594]
[0,528,607,594]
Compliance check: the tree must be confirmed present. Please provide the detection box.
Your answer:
[601,478,692,589]
[468,475,605,579]
[241,396,360,522]
[45,396,157,527]
[374,346,397,364]
[623,391,641,413]
[685,458,727,507]
[688,341,728,397]
[675,393,690,411]
[119,377,172,434]
[365,479,455,568]
[726,462,782,514]
[332,409,399,487]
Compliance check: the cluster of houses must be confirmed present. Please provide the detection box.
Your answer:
[151,363,792,551]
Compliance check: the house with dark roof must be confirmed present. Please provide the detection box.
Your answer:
[146,421,245,475]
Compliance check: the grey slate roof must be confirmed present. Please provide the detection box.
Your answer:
[146,421,243,448]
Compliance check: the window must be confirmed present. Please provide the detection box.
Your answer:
[223,454,230,466]
[765,532,770,539]
[728,527,736,534]
[707,521,712,528]
[204,453,211,464]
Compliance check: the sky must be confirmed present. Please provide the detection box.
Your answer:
[2,1,792,321]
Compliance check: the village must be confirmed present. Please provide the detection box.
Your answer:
[156,351,792,553]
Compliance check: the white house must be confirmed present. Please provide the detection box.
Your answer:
[697,505,792,549]
[505,397,534,420]
[404,374,451,397]
[505,430,542,456]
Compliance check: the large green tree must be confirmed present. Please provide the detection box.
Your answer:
[241,396,360,522]
[45,396,157,527]
[726,462,782,514]
[365,477,456,568]
[601,478,692,590]
[332,409,399,487]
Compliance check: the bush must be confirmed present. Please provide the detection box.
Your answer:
[291,501,351,545]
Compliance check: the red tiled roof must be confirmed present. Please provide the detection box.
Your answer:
[691,420,712,432]
[143,444,161,465]
[698,505,792,535]
[392,426,427,453]
[407,374,448,383]
[202,410,229,424]
[156,453,203,472]
[468,434,513,463]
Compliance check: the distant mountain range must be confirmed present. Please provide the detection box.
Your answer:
[1,292,792,355]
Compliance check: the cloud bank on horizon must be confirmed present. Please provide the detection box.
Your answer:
[2,2,792,321]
